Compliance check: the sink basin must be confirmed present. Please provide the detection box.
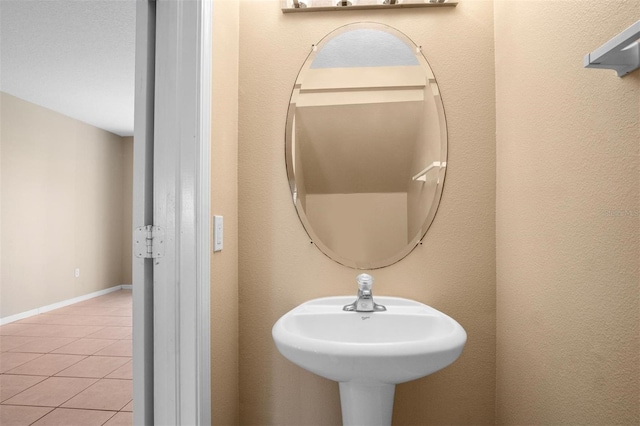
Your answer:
[272,296,466,425]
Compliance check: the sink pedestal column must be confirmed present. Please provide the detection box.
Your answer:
[339,382,395,426]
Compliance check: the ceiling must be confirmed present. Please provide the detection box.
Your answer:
[0,0,136,137]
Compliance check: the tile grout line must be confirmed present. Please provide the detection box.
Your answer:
[2,401,131,414]
[7,336,83,354]
[54,358,132,380]
[57,378,133,412]
[0,353,47,374]
[24,406,54,426]
[3,354,90,377]
[0,374,48,404]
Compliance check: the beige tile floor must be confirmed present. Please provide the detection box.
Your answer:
[0,290,132,426]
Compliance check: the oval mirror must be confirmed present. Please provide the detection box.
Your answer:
[285,22,447,269]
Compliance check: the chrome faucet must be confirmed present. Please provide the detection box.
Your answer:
[343,273,386,312]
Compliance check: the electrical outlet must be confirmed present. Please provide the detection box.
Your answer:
[74,268,80,278]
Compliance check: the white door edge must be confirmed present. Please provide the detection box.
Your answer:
[133,0,212,424]
[132,0,155,424]
[196,0,213,423]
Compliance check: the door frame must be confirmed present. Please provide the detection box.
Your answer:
[132,0,212,424]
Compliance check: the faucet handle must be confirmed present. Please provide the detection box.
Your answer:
[343,273,386,312]
[357,273,373,291]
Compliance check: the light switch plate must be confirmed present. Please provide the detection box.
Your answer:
[214,215,223,252]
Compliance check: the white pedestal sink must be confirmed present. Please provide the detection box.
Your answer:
[272,296,467,426]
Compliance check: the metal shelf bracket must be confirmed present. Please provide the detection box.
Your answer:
[584,21,640,77]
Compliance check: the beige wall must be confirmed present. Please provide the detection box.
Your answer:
[1,92,130,319]
[495,1,639,424]
[306,192,408,265]
[210,0,240,424]
[238,1,496,424]
[122,136,133,285]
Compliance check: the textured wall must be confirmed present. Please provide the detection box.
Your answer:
[1,92,128,318]
[238,1,496,424]
[210,0,240,424]
[495,1,640,423]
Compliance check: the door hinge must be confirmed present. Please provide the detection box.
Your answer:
[134,226,165,259]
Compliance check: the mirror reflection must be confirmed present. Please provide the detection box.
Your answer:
[286,23,447,269]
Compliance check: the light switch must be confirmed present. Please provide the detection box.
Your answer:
[214,215,223,252]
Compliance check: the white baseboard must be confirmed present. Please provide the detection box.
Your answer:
[121,284,133,290]
[0,285,130,326]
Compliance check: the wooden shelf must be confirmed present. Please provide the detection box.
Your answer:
[282,1,457,13]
